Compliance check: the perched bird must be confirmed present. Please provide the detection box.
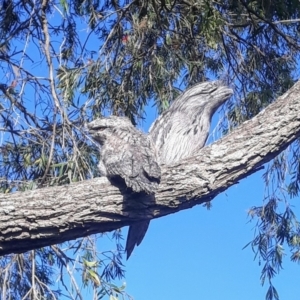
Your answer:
[132,81,232,256]
[150,81,233,164]
[88,116,161,258]
[88,81,233,258]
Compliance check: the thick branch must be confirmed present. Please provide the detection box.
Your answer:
[1,80,300,255]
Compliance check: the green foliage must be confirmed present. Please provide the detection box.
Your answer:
[0,0,300,299]
[246,149,300,299]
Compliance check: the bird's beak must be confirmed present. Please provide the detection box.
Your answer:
[87,121,101,131]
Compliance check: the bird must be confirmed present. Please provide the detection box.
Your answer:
[149,81,234,164]
[126,81,233,257]
[88,81,233,258]
[88,116,161,259]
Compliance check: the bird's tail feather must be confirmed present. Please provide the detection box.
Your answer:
[126,221,150,259]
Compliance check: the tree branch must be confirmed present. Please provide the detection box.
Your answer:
[1,80,300,255]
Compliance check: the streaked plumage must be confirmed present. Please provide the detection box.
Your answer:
[150,81,233,164]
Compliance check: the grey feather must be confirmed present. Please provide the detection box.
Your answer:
[125,220,150,259]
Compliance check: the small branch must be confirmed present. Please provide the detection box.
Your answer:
[240,0,300,50]
[39,0,60,186]
[39,113,57,186]
[40,0,63,113]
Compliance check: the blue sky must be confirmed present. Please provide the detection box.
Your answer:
[123,169,300,300]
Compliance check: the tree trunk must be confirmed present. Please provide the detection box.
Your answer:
[1,80,300,256]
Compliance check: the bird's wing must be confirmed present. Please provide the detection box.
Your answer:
[139,136,161,180]
[102,145,159,194]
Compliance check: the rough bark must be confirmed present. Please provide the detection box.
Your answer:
[1,80,300,255]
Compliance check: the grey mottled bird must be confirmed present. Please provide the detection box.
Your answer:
[126,82,231,257]
[88,116,161,259]
[88,81,233,259]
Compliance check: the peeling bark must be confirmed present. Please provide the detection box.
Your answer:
[1,80,300,255]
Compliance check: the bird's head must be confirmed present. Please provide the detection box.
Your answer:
[172,81,233,113]
[87,116,132,144]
